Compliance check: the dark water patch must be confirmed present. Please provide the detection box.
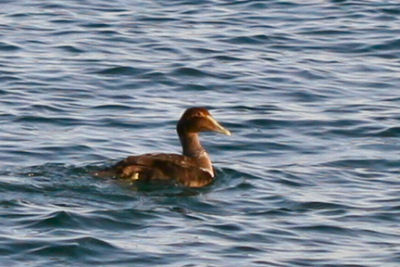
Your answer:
[95,117,165,129]
[150,45,182,55]
[212,55,243,61]
[0,75,20,82]
[296,201,351,212]
[205,222,243,234]
[171,67,210,77]
[223,0,298,9]
[49,30,84,36]
[0,176,47,195]
[6,12,29,18]
[55,45,84,53]
[245,2,268,9]
[181,83,209,91]
[364,211,400,223]
[139,70,168,80]
[24,210,83,229]
[96,29,122,36]
[138,15,178,23]
[189,47,218,55]
[41,3,67,9]
[50,19,76,24]
[299,29,353,36]
[94,66,148,76]
[275,176,308,187]
[13,115,83,126]
[223,244,265,256]
[91,7,129,13]
[321,159,400,170]
[288,89,329,102]
[90,104,134,111]
[379,7,400,15]
[40,144,92,154]
[30,103,65,113]
[291,224,352,235]
[325,41,367,54]
[373,127,400,137]
[25,236,119,261]
[367,38,400,52]
[0,42,20,51]
[80,23,111,28]
[223,34,271,45]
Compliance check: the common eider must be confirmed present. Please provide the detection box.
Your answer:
[94,107,231,188]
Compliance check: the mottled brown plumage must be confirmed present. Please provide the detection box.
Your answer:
[94,107,231,188]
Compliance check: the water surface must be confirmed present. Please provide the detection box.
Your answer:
[1,0,400,266]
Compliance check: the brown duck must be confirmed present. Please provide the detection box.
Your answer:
[94,107,231,188]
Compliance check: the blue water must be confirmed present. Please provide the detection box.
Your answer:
[1,0,400,266]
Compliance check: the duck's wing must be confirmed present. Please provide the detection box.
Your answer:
[113,153,213,187]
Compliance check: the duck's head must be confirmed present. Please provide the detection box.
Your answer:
[177,107,231,136]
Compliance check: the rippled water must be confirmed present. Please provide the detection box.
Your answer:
[1,0,400,266]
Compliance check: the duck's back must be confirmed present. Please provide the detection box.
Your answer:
[112,153,214,187]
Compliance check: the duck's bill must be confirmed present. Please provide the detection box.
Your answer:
[207,115,231,136]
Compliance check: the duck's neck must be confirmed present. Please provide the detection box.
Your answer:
[178,132,214,177]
